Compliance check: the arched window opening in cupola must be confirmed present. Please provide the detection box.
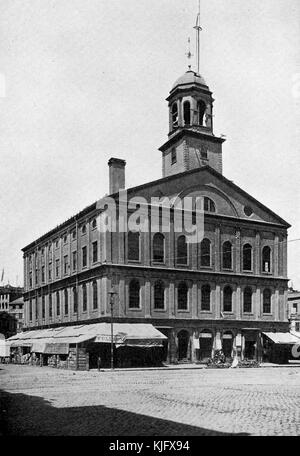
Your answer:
[183,101,191,125]
[172,102,178,128]
[197,100,207,126]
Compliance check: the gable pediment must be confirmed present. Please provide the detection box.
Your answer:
[127,166,290,228]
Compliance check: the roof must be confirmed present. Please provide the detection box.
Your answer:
[22,163,291,252]
[262,332,300,344]
[171,70,208,91]
[9,297,24,306]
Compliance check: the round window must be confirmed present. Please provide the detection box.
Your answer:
[244,206,253,217]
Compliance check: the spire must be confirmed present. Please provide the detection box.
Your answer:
[193,0,202,74]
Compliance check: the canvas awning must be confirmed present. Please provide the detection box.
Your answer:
[43,343,69,355]
[262,332,300,345]
[6,323,167,351]
[93,323,167,347]
[10,340,33,348]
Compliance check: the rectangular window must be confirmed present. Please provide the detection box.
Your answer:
[41,266,45,283]
[49,263,52,281]
[35,299,38,320]
[295,322,300,332]
[55,259,60,278]
[29,300,32,321]
[35,269,38,285]
[128,232,140,262]
[92,241,98,263]
[42,295,45,319]
[72,251,77,271]
[49,294,52,318]
[171,148,177,165]
[64,255,68,275]
[82,246,87,268]
[29,272,33,288]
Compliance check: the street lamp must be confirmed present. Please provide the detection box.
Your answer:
[108,287,117,370]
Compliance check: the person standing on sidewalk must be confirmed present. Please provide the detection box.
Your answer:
[97,354,102,371]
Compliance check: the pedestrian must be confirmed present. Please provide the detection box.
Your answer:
[230,349,239,368]
[97,354,102,371]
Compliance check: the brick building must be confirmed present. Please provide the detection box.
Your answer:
[15,66,293,369]
[0,285,23,312]
[9,296,24,332]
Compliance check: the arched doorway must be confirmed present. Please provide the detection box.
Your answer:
[199,330,213,362]
[177,330,190,361]
[222,331,233,359]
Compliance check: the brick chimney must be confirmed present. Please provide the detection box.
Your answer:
[108,158,126,194]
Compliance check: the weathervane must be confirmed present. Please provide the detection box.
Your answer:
[185,37,193,70]
[193,0,202,74]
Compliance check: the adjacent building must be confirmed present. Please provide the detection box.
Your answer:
[0,285,23,312]
[288,288,300,334]
[9,296,24,332]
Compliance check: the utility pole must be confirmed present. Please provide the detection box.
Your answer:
[108,286,117,370]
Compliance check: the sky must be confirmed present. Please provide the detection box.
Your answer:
[0,0,299,288]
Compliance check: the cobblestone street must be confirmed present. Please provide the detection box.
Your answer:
[0,364,299,436]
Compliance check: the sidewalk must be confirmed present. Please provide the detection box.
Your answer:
[98,360,300,372]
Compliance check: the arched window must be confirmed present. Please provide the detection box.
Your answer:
[183,100,191,125]
[154,280,165,309]
[64,289,68,315]
[262,246,271,273]
[243,287,252,313]
[81,224,86,234]
[172,102,178,128]
[200,238,211,267]
[129,279,140,309]
[178,282,188,310]
[197,100,206,125]
[153,233,164,263]
[92,281,98,309]
[263,288,271,314]
[73,287,78,313]
[223,286,232,312]
[204,197,216,213]
[243,244,252,271]
[177,235,188,265]
[223,241,232,269]
[82,283,87,312]
[201,284,211,311]
[128,231,140,261]
[56,291,60,316]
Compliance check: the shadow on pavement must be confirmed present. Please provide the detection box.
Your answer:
[0,389,248,436]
